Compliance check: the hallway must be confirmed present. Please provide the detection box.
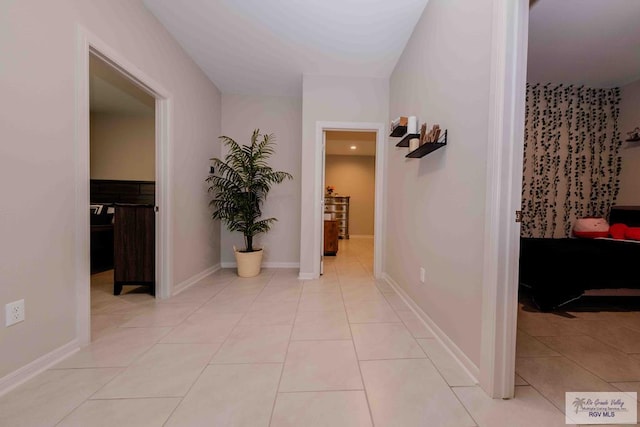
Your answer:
[1,240,573,426]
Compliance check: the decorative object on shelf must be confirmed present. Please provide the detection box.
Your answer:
[407,116,418,134]
[419,123,427,145]
[206,129,293,277]
[326,185,335,196]
[424,124,441,143]
[409,137,420,152]
[390,116,408,137]
[627,127,640,142]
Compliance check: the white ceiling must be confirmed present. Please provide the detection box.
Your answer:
[326,131,376,156]
[90,55,155,115]
[142,0,429,96]
[527,0,640,87]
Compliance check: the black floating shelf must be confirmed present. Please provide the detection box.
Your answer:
[407,142,446,158]
[389,125,407,137]
[395,133,420,147]
[405,130,448,158]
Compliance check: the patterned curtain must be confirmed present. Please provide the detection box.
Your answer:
[521,84,622,238]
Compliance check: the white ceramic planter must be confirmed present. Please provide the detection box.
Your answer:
[234,246,263,278]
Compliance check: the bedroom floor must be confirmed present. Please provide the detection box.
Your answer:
[0,241,632,426]
[516,294,640,419]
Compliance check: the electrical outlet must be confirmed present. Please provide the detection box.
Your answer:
[5,299,25,327]
[419,267,426,284]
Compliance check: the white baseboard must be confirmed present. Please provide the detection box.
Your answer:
[298,272,315,280]
[172,264,221,296]
[221,262,300,269]
[0,339,80,397]
[381,273,480,382]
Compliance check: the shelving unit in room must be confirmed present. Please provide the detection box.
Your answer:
[392,129,448,159]
[390,125,408,137]
[395,133,421,148]
[406,130,447,158]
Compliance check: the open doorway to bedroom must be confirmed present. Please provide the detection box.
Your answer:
[514,0,640,410]
[322,131,377,276]
[88,53,157,341]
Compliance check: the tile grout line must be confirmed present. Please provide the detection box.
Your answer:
[379,276,480,426]
[337,267,377,427]
[159,274,240,426]
[85,280,231,424]
[266,272,303,427]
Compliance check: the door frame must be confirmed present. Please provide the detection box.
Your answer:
[312,121,386,279]
[75,26,173,345]
[479,0,529,398]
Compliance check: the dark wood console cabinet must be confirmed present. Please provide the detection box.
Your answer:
[114,204,155,295]
[324,220,339,256]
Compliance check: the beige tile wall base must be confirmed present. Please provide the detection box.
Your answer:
[172,263,221,296]
[382,272,480,382]
[0,339,80,398]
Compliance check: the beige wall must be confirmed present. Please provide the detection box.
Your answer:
[325,155,375,236]
[386,0,493,368]
[90,113,155,181]
[299,75,389,275]
[220,94,302,266]
[617,78,640,205]
[0,0,221,380]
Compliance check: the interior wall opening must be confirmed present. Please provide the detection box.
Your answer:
[88,53,157,341]
[322,131,377,275]
[513,0,640,408]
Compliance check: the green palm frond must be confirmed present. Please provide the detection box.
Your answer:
[206,129,293,252]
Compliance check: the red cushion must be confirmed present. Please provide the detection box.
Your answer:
[573,217,610,238]
[609,223,628,239]
[624,227,640,241]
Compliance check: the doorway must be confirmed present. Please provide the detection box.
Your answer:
[75,29,172,346]
[322,131,377,276]
[88,53,156,340]
[512,0,640,411]
[312,122,386,280]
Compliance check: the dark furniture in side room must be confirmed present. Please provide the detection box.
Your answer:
[324,220,339,256]
[113,204,155,296]
[90,224,114,273]
[519,206,640,311]
[89,180,155,274]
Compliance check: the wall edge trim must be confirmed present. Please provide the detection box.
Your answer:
[0,339,80,398]
[172,264,221,296]
[382,272,480,382]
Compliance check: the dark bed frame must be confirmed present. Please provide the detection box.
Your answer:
[518,206,640,311]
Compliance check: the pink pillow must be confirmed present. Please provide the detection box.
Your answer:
[625,227,640,241]
[573,217,609,238]
[609,223,628,240]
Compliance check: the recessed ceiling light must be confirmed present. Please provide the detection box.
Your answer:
[350,145,357,150]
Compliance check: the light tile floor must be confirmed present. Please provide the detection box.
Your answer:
[516,294,640,424]
[0,238,625,426]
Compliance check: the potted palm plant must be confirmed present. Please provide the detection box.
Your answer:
[206,129,292,277]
